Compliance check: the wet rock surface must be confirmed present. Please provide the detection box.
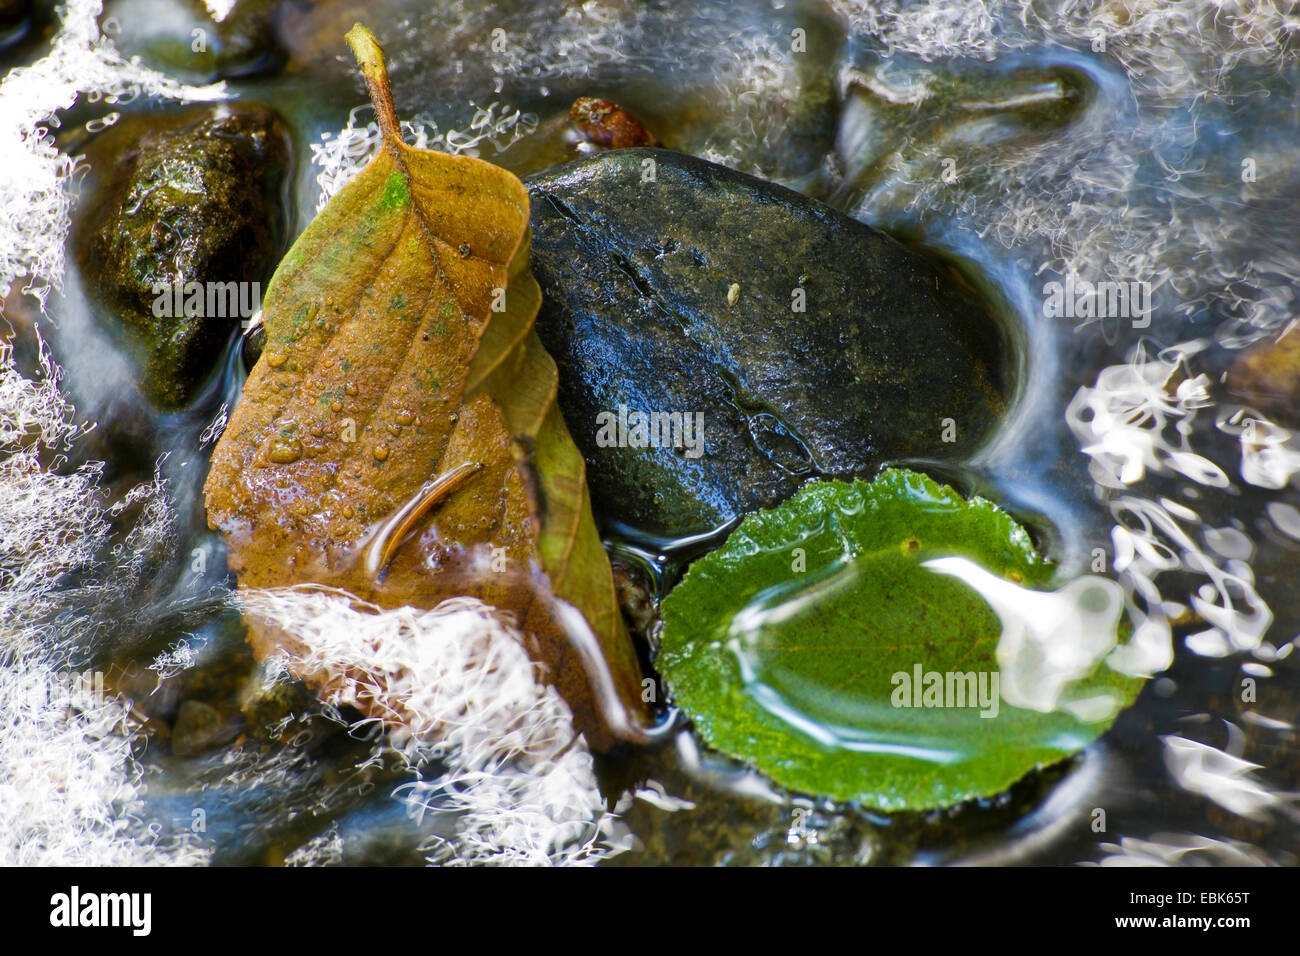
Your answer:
[78,102,291,409]
[526,148,1010,538]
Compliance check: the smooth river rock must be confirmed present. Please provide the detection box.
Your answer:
[525,148,1010,539]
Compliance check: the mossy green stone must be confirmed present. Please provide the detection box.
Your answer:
[80,103,290,408]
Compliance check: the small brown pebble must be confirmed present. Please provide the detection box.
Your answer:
[570,97,658,150]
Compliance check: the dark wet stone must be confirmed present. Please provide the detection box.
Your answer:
[171,699,237,756]
[79,103,290,409]
[216,0,285,76]
[526,148,1010,539]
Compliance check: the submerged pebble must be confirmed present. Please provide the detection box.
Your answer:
[570,96,658,149]
[1228,327,1300,428]
[171,699,237,757]
[104,0,286,81]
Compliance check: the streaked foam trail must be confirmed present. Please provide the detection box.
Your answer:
[311,103,540,211]
[1095,832,1272,866]
[239,587,625,866]
[1066,343,1276,661]
[1161,734,1282,822]
[0,334,204,865]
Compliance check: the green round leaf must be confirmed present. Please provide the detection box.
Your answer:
[658,469,1144,811]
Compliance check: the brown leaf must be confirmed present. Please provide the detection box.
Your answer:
[204,23,650,749]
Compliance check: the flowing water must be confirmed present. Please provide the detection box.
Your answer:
[1,0,1298,865]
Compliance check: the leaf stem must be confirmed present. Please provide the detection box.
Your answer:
[364,461,486,577]
[346,23,403,148]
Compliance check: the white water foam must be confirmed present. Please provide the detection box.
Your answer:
[238,587,625,866]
